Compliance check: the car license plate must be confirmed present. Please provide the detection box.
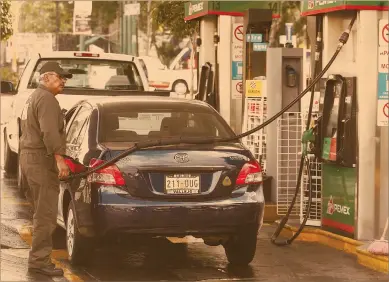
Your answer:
[165,174,200,194]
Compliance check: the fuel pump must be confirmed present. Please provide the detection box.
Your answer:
[60,12,358,246]
[316,75,357,167]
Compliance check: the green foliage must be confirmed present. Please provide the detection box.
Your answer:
[152,1,198,40]
[18,1,119,34]
[278,1,307,45]
[0,67,19,85]
[138,1,159,35]
[19,1,73,33]
[1,0,13,40]
[90,2,119,33]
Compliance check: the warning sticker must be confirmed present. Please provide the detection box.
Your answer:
[377,100,389,127]
[233,24,244,43]
[379,19,389,46]
[231,80,242,100]
[245,80,262,97]
[379,47,388,73]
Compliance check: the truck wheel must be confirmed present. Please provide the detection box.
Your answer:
[223,225,258,266]
[66,202,93,265]
[172,80,188,95]
[3,131,17,177]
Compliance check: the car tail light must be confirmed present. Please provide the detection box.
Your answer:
[74,52,100,58]
[87,158,125,186]
[149,81,170,88]
[236,160,263,186]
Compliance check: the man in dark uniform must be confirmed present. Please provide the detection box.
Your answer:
[19,62,72,276]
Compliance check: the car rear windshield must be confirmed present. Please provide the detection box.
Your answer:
[99,104,234,143]
[27,59,144,91]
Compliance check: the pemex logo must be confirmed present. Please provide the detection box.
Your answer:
[327,195,335,215]
[188,3,193,15]
[308,0,314,9]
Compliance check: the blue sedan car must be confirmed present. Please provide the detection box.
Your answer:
[58,96,265,266]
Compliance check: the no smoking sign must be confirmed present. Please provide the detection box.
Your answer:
[236,82,243,93]
[379,19,389,46]
[377,100,389,127]
[233,24,244,43]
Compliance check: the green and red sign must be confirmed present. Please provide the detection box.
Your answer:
[302,0,388,16]
[322,163,356,238]
[184,1,281,21]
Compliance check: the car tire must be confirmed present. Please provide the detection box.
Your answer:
[66,202,93,265]
[3,130,18,177]
[172,80,189,95]
[223,225,258,266]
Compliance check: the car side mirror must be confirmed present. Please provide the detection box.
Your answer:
[62,108,68,115]
[1,81,16,94]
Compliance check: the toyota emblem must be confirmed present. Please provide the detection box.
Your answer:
[174,153,189,163]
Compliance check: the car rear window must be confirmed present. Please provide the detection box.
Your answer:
[98,105,234,143]
[27,59,144,91]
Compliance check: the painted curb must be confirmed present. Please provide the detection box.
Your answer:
[17,224,85,281]
[277,221,388,274]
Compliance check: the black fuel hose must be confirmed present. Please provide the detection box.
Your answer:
[61,11,358,219]
[270,12,357,245]
[271,16,323,246]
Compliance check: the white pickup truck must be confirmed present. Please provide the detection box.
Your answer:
[2,51,151,180]
[139,47,198,95]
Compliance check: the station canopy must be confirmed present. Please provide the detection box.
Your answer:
[184,1,281,21]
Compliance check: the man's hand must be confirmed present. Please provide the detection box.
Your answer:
[54,154,70,179]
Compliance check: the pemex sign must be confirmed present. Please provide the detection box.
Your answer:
[184,1,281,21]
[302,0,388,16]
[185,1,208,19]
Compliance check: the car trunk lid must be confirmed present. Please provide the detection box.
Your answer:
[98,142,253,200]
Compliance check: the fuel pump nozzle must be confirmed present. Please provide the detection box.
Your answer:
[302,126,316,156]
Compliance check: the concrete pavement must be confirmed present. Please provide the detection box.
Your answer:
[1,169,388,281]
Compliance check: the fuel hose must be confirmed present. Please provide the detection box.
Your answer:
[271,15,324,246]
[61,12,357,244]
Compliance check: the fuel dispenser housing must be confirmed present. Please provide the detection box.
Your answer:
[316,75,358,238]
[266,48,304,202]
[316,75,357,167]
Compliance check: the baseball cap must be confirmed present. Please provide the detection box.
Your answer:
[39,62,73,79]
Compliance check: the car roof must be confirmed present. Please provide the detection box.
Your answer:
[80,96,214,111]
[36,51,136,62]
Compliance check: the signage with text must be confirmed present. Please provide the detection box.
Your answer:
[246,34,263,43]
[253,43,268,52]
[73,1,92,35]
[245,80,263,97]
[302,0,388,16]
[232,43,243,61]
[377,39,388,126]
[232,61,243,80]
[379,19,389,46]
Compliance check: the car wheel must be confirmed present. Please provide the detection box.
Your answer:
[66,203,92,265]
[223,225,258,266]
[3,131,18,177]
[172,80,188,95]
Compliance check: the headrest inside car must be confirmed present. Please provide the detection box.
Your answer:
[104,115,119,131]
[160,117,186,132]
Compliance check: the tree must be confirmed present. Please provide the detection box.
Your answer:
[18,1,119,34]
[1,0,13,41]
[152,1,198,40]
[269,1,307,48]
[90,1,119,34]
[18,1,73,33]
[152,1,199,95]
